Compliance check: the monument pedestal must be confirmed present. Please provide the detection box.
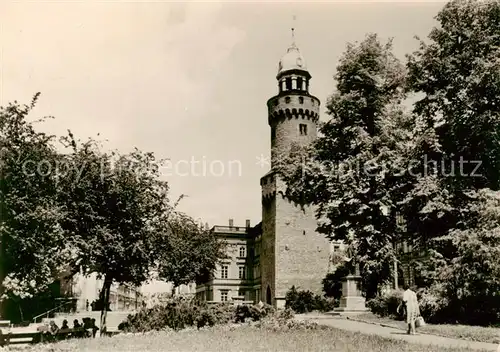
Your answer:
[275,296,286,309]
[335,274,368,312]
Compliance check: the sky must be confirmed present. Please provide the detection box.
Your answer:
[1,1,445,245]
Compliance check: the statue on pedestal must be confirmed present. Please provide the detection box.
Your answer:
[335,243,368,312]
[344,245,360,277]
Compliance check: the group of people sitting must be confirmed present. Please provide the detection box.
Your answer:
[37,317,99,341]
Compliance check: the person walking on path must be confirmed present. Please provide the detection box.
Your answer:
[403,283,420,335]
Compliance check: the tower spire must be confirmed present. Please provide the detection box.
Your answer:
[291,15,296,47]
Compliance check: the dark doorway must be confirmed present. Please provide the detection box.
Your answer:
[266,286,272,305]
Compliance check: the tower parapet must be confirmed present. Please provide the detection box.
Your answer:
[267,94,320,126]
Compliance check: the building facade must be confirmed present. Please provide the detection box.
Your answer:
[197,35,338,308]
[195,220,260,303]
[61,272,142,313]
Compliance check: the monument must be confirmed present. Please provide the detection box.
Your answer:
[335,248,368,312]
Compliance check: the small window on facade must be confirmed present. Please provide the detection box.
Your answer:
[221,265,228,279]
[239,266,246,279]
[239,246,246,257]
[285,97,291,104]
[220,290,229,302]
[299,97,304,104]
[334,245,340,252]
[299,124,308,135]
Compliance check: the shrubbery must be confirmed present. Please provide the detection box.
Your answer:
[366,289,404,320]
[367,287,451,324]
[255,308,324,331]
[285,286,336,314]
[118,297,275,332]
[322,262,350,300]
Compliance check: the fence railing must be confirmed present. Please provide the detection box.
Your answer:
[32,300,75,324]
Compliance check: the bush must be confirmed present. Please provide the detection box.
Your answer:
[285,286,336,313]
[415,287,449,324]
[256,308,326,331]
[118,297,275,333]
[366,289,404,319]
[322,263,350,299]
[235,303,274,323]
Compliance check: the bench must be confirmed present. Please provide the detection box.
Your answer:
[1,331,42,346]
[0,328,92,346]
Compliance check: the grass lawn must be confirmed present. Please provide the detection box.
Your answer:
[12,325,493,352]
[354,312,500,345]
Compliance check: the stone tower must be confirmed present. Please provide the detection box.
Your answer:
[260,33,331,308]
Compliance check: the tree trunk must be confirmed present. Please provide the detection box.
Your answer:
[18,302,24,322]
[171,286,176,297]
[99,276,112,336]
[393,256,398,290]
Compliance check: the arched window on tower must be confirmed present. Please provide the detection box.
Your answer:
[302,79,307,91]
[281,80,286,92]
[297,77,303,91]
[286,78,292,90]
[292,77,297,90]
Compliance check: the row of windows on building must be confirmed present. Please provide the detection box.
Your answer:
[219,265,249,280]
[236,244,262,258]
[219,288,255,302]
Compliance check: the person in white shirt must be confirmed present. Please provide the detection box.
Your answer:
[402,283,420,335]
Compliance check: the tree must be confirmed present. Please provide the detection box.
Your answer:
[407,0,500,225]
[0,94,70,319]
[276,34,411,298]
[155,212,226,295]
[423,189,500,325]
[57,134,171,334]
[405,0,500,288]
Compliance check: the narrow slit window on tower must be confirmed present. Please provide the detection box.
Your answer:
[292,78,297,90]
[299,124,308,136]
[285,97,291,104]
[297,77,303,90]
[299,97,304,104]
[286,77,292,90]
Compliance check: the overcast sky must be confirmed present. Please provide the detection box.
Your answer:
[1,1,445,233]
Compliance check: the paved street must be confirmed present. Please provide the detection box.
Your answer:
[295,314,499,351]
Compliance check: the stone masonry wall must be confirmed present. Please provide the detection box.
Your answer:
[267,94,319,168]
[274,178,331,299]
[260,197,276,304]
